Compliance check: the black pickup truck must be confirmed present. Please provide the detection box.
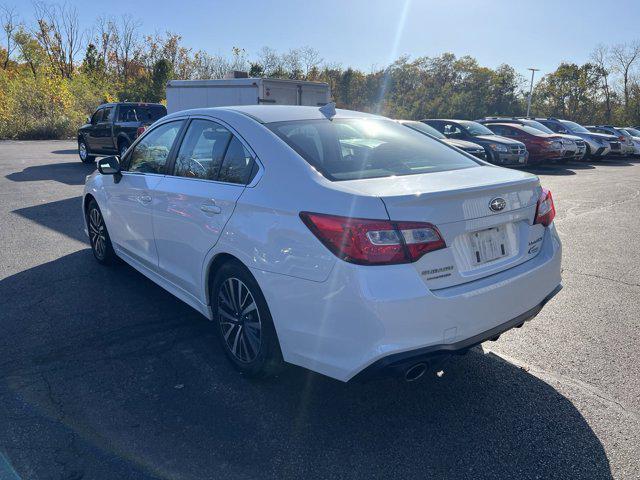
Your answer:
[77,102,167,163]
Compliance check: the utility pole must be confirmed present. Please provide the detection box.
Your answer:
[526,68,540,118]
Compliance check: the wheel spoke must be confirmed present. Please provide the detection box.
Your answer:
[218,277,262,363]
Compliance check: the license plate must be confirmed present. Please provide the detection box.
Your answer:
[470,226,508,264]
[519,155,526,163]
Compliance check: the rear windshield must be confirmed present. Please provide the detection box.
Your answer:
[268,118,480,181]
[118,104,167,123]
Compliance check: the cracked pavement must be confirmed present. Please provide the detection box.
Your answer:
[0,141,638,479]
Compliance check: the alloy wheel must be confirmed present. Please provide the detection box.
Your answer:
[79,142,87,161]
[88,207,107,259]
[217,277,262,363]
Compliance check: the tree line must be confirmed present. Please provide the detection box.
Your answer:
[2,2,640,139]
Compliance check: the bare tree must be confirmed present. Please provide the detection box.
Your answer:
[610,41,640,111]
[299,46,322,78]
[1,4,19,69]
[93,15,117,72]
[32,1,84,77]
[112,15,141,82]
[591,44,613,121]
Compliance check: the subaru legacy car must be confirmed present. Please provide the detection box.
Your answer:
[83,105,562,382]
[422,119,528,166]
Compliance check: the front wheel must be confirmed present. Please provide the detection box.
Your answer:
[86,200,117,265]
[211,260,283,378]
[78,139,95,163]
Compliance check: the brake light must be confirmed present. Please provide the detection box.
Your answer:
[136,126,147,138]
[534,188,556,226]
[299,212,445,265]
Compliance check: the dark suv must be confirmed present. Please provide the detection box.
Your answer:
[77,102,167,163]
[422,119,528,166]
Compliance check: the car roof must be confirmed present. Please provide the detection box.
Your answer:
[164,105,383,124]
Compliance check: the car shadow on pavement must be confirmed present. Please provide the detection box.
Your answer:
[5,161,95,186]
[0,250,613,480]
[522,165,577,176]
[50,149,78,155]
[12,196,86,243]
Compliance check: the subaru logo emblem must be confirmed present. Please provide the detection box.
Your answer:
[489,197,506,212]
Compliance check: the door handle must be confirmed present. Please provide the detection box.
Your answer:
[200,203,222,214]
[138,194,152,204]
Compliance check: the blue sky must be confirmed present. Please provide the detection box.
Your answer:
[9,0,640,76]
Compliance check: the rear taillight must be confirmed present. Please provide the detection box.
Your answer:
[534,188,556,227]
[136,126,147,138]
[299,212,445,265]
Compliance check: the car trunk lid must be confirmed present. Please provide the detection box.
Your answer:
[337,166,545,289]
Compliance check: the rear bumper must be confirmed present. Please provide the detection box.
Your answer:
[254,224,562,382]
[351,284,562,381]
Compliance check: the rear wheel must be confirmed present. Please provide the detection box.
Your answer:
[211,260,283,377]
[86,200,117,265]
[78,139,95,163]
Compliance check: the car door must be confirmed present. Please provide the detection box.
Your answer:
[152,118,258,299]
[85,108,104,151]
[95,105,115,152]
[102,119,186,270]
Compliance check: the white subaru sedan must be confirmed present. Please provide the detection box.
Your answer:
[83,105,562,382]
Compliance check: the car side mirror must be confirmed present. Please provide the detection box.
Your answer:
[97,155,121,175]
[86,115,91,124]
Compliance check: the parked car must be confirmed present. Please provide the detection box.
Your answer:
[476,117,586,161]
[397,120,487,160]
[618,128,640,156]
[78,102,167,163]
[483,123,566,165]
[534,118,613,159]
[584,125,635,156]
[422,119,528,166]
[83,105,562,382]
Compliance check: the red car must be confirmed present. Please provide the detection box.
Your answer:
[484,123,566,165]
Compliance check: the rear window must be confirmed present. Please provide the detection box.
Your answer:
[268,118,480,181]
[118,104,167,123]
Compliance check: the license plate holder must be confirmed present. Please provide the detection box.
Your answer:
[470,226,508,264]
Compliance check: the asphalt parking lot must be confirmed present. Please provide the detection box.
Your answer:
[0,140,639,480]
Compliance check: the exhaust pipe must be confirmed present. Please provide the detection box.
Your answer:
[404,363,427,382]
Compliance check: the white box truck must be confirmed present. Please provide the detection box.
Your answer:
[166,77,331,114]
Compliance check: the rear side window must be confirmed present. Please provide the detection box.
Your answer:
[269,118,479,181]
[218,137,256,184]
[173,119,232,180]
[118,105,167,122]
[126,120,184,174]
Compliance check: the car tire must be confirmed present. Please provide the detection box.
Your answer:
[211,260,283,378]
[86,199,117,265]
[78,139,95,163]
[118,140,130,159]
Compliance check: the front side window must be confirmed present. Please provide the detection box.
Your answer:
[101,107,113,123]
[269,118,480,181]
[173,119,232,180]
[91,109,103,124]
[126,121,184,174]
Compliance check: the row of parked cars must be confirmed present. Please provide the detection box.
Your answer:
[397,117,640,167]
[77,99,639,170]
